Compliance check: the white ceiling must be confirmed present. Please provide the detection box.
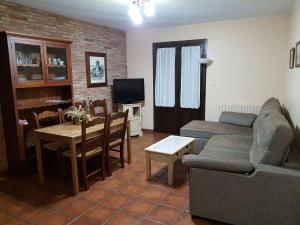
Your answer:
[7,0,295,31]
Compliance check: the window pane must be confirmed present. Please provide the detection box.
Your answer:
[155,47,176,107]
[47,47,67,81]
[180,46,201,109]
[15,43,43,82]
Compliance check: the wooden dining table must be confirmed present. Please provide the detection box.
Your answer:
[33,119,131,195]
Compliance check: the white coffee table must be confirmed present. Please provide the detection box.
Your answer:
[144,135,195,185]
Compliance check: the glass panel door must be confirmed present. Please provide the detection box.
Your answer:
[15,43,43,82]
[46,46,68,81]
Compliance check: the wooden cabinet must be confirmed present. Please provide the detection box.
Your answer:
[0,31,73,175]
[10,35,72,88]
[118,103,143,137]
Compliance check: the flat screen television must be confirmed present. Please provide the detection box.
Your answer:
[113,79,145,103]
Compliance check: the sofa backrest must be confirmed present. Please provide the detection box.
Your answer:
[260,97,282,115]
[250,112,293,166]
[253,98,281,130]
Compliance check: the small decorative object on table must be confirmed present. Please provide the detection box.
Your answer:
[67,105,92,125]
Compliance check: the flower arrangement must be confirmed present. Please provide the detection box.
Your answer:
[66,105,92,125]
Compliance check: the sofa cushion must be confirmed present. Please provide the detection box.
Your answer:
[183,145,254,173]
[250,112,294,166]
[219,112,257,127]
[205,135,253,153]
[202,141,251,160]
[180,120,253,139]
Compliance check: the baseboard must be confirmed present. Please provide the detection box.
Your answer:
[142,128,154,133]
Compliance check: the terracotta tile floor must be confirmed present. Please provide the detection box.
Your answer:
[0,131,226,225]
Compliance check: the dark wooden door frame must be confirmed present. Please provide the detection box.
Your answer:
[153,39,207,134]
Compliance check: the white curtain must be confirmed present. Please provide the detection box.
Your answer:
[180,46,201,109]
[155,47,176,107]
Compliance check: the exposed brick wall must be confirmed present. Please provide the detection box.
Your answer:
[0,1,128,171]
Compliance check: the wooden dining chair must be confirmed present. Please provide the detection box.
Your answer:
[62,117,107,190]
[33,110,68,172]
[73,101,86,108]
[90,99,108,117]
[33,111,60,129]
[105,110,128,176]
[58,106,74,123]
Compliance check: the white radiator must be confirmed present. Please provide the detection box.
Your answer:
[218,104,261,117]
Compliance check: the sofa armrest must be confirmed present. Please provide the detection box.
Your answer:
[219,111,257,127]
[182,154,254,173]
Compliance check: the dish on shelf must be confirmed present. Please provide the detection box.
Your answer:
[31,74,42,80]
[52,76,66,80]
[45,100,70,103]
[17,77,28,81]
[48,73,55,78]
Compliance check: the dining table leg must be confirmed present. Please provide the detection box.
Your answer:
[70,139,79,195]
[34,135,44,183]
[127,122,132,164]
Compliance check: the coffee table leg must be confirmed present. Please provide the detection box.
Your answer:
[146,153,151,180]
[168,160,174,186]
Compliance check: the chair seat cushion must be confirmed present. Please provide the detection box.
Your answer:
[43,142,69,151]
[205,135,253,153]
[180,120,253,139]
[62,147,103,158]
[109,139,122,147]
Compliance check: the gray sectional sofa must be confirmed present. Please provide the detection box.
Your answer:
[181,98,300,225]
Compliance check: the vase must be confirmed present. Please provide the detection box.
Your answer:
[72,118,81,125]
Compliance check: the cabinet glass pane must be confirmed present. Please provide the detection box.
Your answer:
[15,43,43,82]
[47,47,67,81]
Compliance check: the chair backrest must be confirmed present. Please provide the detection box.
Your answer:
[90,99,108,117]
[58,106,75,123]
[81,117,107,159]
[73,101,86,108]
[33,110,60,129]
[106,110,128,145]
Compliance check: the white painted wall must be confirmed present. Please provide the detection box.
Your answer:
[127,15,289,130]
[285,0,300,131]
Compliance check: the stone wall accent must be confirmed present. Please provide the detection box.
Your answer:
[0,1,128,171]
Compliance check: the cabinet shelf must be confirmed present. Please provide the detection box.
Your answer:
[17,99,72,110]
[17,64,40,67]
[16,82,72,89]
[47,64,66,68]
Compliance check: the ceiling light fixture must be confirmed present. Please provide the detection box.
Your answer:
[128,0,155,25]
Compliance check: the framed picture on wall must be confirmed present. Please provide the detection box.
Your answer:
[85,52,107,87]
[290,47,295,69]
[296,41,300,68]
